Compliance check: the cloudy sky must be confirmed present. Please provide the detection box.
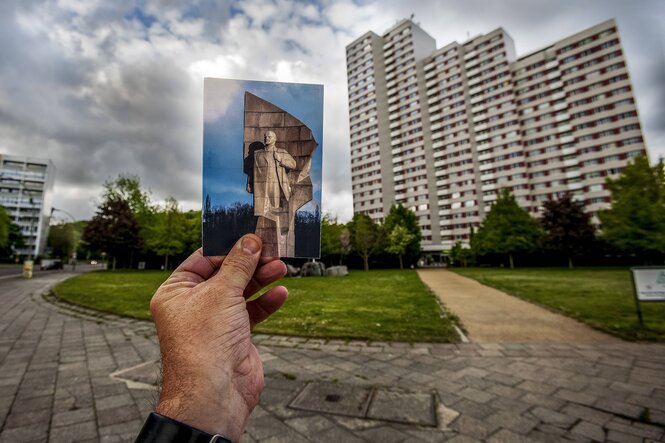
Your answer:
[1,0,663,222]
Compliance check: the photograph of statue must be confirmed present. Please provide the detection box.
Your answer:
[202,79,322,258]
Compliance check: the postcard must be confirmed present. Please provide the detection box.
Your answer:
[202,78,323,258]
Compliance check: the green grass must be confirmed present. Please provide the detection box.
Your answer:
[54,270,166,320]
[54,269,459,343]
[451,267,665,341]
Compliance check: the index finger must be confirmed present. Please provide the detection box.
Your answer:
[166,248,280,287]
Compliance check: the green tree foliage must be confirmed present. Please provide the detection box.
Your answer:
[599,156,665,261]
[103,174,155,250]
[147,197,186,270]
[103,174,153,218]
[182,210,202,253]
[348,213,381,271]
[321,215,347,265]
[48,223,80,259]
[83,196,142,270]
[383,204,422,266]
[540,194,596,268]
[386,225,415,270]
[450,241,473,268]
[0,206,10,249]
[472,188,541,268]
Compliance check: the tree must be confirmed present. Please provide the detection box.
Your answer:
[540,194,596,268]
[0,206,10,249]
[348,213,381,271]
[147,197,186,270]
[386,225,415,270]
[599,156,665,262]
[450,241,473,268]
[103,174,153,218]
[383,204,422,267]
[472,188,542,268]
[321,215,346,265]
[48,223,80,259]
[83,196,142,270]
[103,174,155,260]
[182,210,202,254]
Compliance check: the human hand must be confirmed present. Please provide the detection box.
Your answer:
[150,234,288,442]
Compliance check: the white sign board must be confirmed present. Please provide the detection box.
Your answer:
[632,268,665,301]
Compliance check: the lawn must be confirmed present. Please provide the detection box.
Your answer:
[451,267,665,341]
[54,269,459,342]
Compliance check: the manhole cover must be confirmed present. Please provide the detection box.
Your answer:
[289,382,437,426]
[289,382,372,417]
[367,390,436,426]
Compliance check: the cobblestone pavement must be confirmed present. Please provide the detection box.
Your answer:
[1,273,664,442]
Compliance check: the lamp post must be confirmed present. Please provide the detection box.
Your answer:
[51,207,78,271]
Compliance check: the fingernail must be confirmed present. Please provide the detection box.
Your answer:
[242,236,260,254]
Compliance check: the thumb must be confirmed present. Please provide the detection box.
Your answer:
[208,234,262,296]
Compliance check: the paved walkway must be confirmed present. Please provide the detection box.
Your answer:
[0,272,664,442]
[418,269,620,344]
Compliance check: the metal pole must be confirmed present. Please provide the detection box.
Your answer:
[629,268,644,326]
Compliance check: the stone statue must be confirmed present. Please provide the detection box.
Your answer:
[243,92,318,257]
[248,130,297,255]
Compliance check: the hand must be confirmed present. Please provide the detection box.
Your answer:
[150,234,288,442]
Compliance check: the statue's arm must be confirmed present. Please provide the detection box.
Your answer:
[276,151,297,169]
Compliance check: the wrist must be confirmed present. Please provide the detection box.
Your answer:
[156,382,250,443]
[136,412,233,443]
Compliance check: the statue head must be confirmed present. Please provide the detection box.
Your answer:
[264,131,276,146]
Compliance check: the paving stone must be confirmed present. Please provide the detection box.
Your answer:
[49,421,97,443]
[3,408,52,429]
[315,424,366,443]
[0,423,49,442]
[485,410,538,434]
[95,393,135,411]
[605,418,664,440]
[358,425,411,443]
[560,403,613,426]
[570,420,606,442]
[528,406,577,427]
[486,428,535,443]
[457,387,495,404]
[366,390,436,426]
[284,415,335,435]
[450,415,499,440]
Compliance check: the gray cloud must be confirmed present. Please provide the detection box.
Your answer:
[0,0,662,223]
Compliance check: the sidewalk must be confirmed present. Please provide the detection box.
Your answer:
[1,273,664,442]
[418,269,620,344]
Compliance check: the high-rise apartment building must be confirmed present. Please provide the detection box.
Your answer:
[0,154,55,257]
[347,19,648,252]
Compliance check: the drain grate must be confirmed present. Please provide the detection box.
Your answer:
[288,382,437,426]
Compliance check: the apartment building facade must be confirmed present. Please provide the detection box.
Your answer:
[346,19,648,251]
[0,154,56,257]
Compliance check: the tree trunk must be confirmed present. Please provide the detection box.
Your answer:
[164,255,169,270]
[399,255,403,270]
[112,256,117,271]
[363,253,369,271]
[568,255,573,269]
[509,254,514,269]
[129,250,134,270]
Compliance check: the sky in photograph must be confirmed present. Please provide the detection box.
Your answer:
[1,0,663,222]
[202,78,323,212]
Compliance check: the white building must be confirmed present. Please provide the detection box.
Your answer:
[347,19,648,251]
[0,154,56,257]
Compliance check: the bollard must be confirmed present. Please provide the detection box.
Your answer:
[22,260,33,279]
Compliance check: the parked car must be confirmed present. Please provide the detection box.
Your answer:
[40,259,63,270]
